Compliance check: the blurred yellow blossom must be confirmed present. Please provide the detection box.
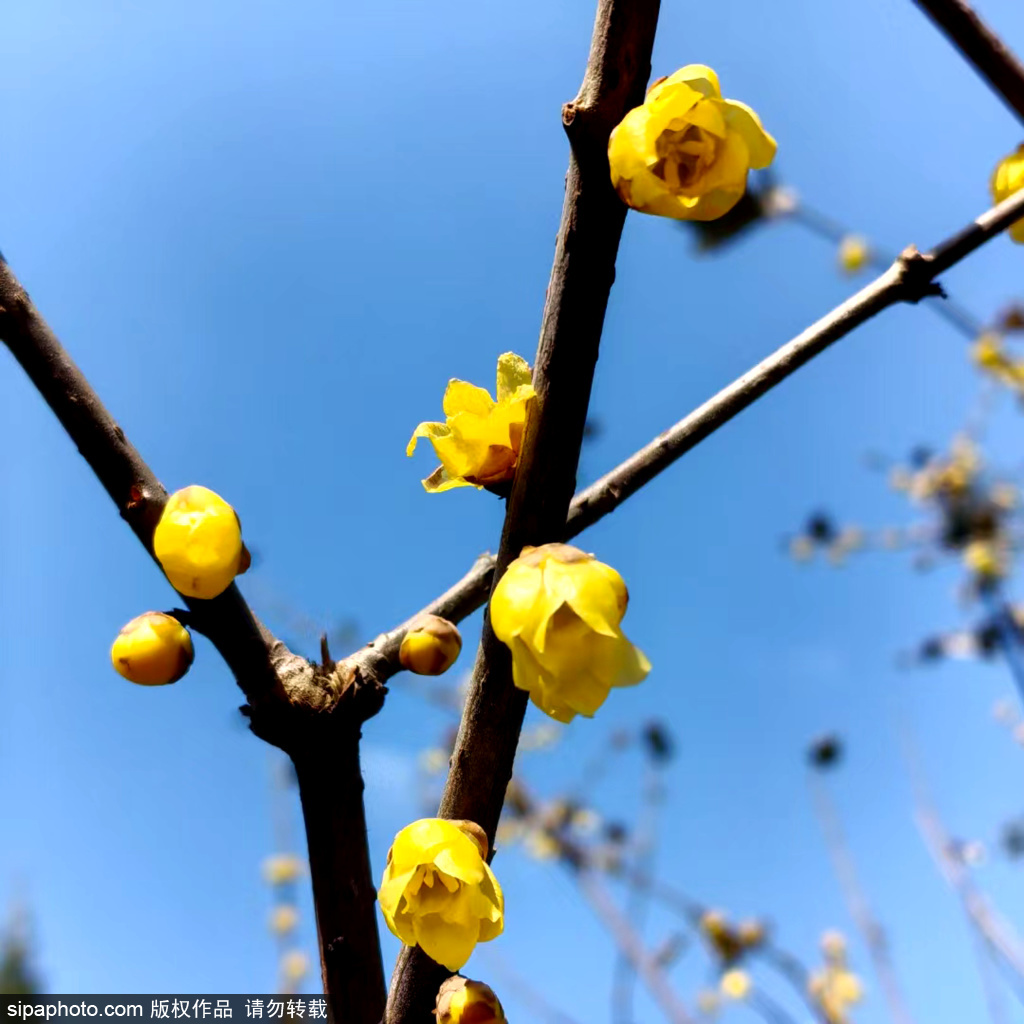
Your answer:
[400,615,462,675]
[153,486,246,599]
[111,612,193,686]
[700,910,743,963]
[378,818,503,970]
[435,976,506,1024]
[991,145,1024,244]
[407,353,535,493]
[809,966,863,1023]
[838,235,871,274]
[821,930,847,962]
[964,539,1007,580]
[490,544,650,723]
[263,854,304,886]
[608,65,776,221]
[525,830,561,861]
[269,905,298,935]
[720,969,752,1000]
[281,950,309,983]
[419,748,450,775]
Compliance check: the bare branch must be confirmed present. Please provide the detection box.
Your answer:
[349,186,1024,691]
[382,0,661,1018]
[0,255,387,1021]
[911,0,1024,125]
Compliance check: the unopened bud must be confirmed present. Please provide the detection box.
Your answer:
[400,615,462,675]
[434,976,505,1024]
[737,919,766,948]
[111,612,193,686]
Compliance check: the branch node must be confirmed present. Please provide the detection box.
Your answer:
[895,245,944,304]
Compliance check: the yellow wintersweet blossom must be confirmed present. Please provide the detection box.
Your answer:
[407,353,535,493]
[490,543,650,723]
[991,145,1024,244]
[964,539,1007,580]
[153,486,247,599]
[608,65,776,221]
[111,612,194,686]
[435,976,506,1024]
[720,969,752,1000]
[378,818,504,971]
[280,950,309,983]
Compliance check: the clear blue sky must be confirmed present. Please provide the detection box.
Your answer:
[4,0,1024,1020]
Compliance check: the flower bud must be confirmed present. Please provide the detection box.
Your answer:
[263,854,304,885]
[111,612,193,686]
[269,905,298,935]
[400,615,462,676]
[720,969,752,1000]
[153,486,245,599]
[434,976,506,1024]
[991,144,1024,244]
[281,950,308,983]
[837,235,871,274]
[737,919,766,949]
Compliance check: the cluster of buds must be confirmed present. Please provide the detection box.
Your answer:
[110,486,250,688]
[261,852,307,992]
[788,513,864,566]
[808,931,863,1024]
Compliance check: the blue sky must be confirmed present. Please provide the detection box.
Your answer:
[4,0,1024,1020]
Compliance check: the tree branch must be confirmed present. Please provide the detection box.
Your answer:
[348,185,1024,693]
[382,0,661,1018]
[0,254,387,1020]
[910,0,1024,125]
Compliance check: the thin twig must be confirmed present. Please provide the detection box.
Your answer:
[577,869,695,1024]
[382,0,661,1018]
[349,186,1024,692]
[809,774,916,1024]
[911,0,1024,125]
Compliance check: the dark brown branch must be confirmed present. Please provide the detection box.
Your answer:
[294,735,387,1023]
[911,0,1024,125]
[348,185,1024,694]
[0,255,388,1020]
[382,0,661,1019]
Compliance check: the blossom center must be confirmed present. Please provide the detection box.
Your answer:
[653,123,718,191]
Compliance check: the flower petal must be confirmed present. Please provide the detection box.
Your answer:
[722,99,777,169]
[414,914,480,971]
[407,421,450,458]
[495,352,532,402]
[443,380,495,419]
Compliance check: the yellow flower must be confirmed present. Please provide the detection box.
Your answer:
[991,145,1024,244]
[378,818,504,971]
[700,910,743,963]
[280,950,308,983]
[720,969,752,1000]
[400,614,463,675]
[608,65,776,221]
[407,353,535,493]
[435,976,506,1024]
[269,905,298,935]
[964,540,1006,580]
[838,235,871,275]
[810,966,863,1024]
[489,544,650,723]
[153,486,246,599]
[262,854,304,885]
[110,612,194,686]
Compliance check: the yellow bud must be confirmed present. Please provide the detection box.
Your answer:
[821,930,847,961]
[280,950,308,982]
[720,969,752,1000]
[153,486,245,599]
[838,235,871,274]
[262,854,304,886]
[964,540,1006,580]
[400,615,463,675]
[434,976,506,1024]
[991,145,1024,245]
[111,612,193,686]
[737,919,766,948]
[269,905,299,935]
